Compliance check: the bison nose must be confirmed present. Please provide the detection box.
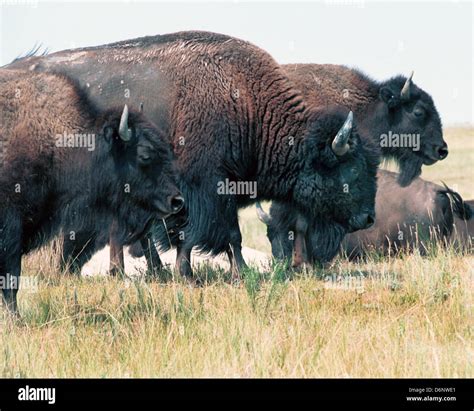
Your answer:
[364,213,375,229]
[169,195,184,213]
[437,144,448,160]
[349,212,375,232]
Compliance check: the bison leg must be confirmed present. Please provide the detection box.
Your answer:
[226,224,247,282]
[292,232,307,269]
[61,231,100,275]
[225,215,248,283]
[140,231,163,277]
[1,252,21,315]
[176,244,193,279]
[109,220,125,277]
[109,241,125,277]
[226,245,247,284]
[0,216,22,315]
[292,215,308,269]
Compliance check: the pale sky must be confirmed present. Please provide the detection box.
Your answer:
[0,1,472,125]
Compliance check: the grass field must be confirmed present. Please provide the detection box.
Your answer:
[1,127,473,378]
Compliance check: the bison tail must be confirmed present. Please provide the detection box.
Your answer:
[440,182,473,221]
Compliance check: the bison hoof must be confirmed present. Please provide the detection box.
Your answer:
[177,262,193,279]
[182,276,203,288]
[230,270,242,285]
[108,267,125,278]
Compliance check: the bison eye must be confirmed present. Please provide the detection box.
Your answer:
[413,108,425,118]
[138,155,152,165]
[137,143,156,165]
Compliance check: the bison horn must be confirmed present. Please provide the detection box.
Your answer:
[331,111,353,156]
[119,104,133,142]
[256,201,271,225]
[400,70,414,100]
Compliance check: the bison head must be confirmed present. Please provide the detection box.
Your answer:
[270,108,379,264]
[101,105,184,233]
[376,72,446,186]
[295,108,379,232]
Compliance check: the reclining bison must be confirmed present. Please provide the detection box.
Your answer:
[342,172,472,258]
[257,170,472,261]
[0,70,183,314]
[6,31,379,279]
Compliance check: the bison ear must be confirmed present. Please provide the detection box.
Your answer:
[379,87,400,110]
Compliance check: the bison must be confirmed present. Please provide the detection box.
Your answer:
[6,31,380,279]
[257,64,448,266]
[282,64,447,185]
[257,170,472,262]
[342,172,472,258]
[0,70,182,314]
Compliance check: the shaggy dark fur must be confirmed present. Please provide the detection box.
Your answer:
[441,183,472,221]
[154,106,380,268]
[266,203,347,265]
[0,70,181,313]
[283,64,447,185]
[452,200,474,252]
[6,32,379,277]
[262,170,472,262]
[261,64,447,265]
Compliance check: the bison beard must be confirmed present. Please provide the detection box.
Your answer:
[395,153,424,187]
[260,202,352,267]
[307,220,347,264]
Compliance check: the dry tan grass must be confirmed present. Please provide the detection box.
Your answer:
[0,127,472,378]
